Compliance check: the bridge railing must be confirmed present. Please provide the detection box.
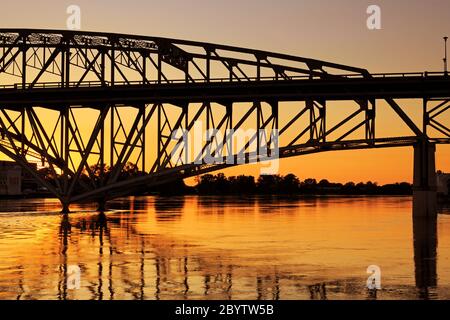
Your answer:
[0,72,447,90]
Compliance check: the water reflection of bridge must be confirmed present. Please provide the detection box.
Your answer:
[57,209,282,300]
[45,198,441,300]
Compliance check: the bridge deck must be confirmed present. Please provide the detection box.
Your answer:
[0,74,450,107]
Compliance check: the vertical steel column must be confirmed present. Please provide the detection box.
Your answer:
[184,103,189,165]
[157,104,162,170]
[141,104,146,173]
[366,99,376,144]
[206,49,211,83]
[256,101,261,154]
[319,101,326,143]
[100,107,105,187]
[65,37,70,88]
[142,52,147,84]
[21,33,26,88]
[256,56,261,81]
[21,107,25,157]
[270,101,279,157]
[227,103,233,161]
[61,106,70,211]
[423,98,429,137]
[110,39,115,86]
[307,100,315,143]
[110,106,115,167]
[61,42,65,87]
[60,112,64,165]
[101,49,106,85]
[157,53,162,84]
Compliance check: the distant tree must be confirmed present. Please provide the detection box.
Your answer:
[79,164,112,185]
[123,162,139,176]
[155,179,187,195]
[81,162,140,183]
[215,173,231,194]
[365,181,378,194]
[229,175,256,194]
[318,179,330,187]
[379,182,412,195]
[89,164,111,177]
[342,182,356,194]
[193,173,414,196]
[304,178,317,185]
[280,174,300,194]
[299,178,318,194]
[38,167,58,181]
[257,175,283,194]
[197,174,216,194]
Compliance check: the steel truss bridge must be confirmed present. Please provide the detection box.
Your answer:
[0,29,449,211]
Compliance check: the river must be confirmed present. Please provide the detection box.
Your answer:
[0,195,449,300]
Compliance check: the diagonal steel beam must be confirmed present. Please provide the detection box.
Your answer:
[28,48,61,88]
[385,98,423,137]
[66,106,110,197]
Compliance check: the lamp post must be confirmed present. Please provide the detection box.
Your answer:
[444,36,448,75]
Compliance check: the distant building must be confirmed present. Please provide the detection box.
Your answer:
[0,161,39,196]
[0,161,22,195]
[437,171,450,196]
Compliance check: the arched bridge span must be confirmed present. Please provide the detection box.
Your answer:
[0,29,449,210]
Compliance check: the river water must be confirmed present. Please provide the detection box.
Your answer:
[0,195,449,300]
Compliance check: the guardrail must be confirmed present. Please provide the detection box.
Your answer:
[0,71,448,90]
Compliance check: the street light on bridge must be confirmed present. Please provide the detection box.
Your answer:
[444,36,448,75]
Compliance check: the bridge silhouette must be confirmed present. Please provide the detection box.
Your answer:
[0,29,449,213]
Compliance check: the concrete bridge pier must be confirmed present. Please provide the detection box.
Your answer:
[413,142,437,219]
[413,213,437,298]
[412,142,438,297]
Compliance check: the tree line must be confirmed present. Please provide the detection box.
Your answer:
[36,164,414,196]
[191,173,413,196]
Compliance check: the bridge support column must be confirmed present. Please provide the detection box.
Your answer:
[97,199,107,212]
[413,142,437,219]
[61,202,70,214]
[413,213,437,298]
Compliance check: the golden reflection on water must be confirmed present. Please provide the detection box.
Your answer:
[0,196,449,300]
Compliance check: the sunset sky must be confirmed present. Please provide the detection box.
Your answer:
[0,0,449,184]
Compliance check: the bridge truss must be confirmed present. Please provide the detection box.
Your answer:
[0,29,449,209]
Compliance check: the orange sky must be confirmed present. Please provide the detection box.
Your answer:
[0,0,449,184]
